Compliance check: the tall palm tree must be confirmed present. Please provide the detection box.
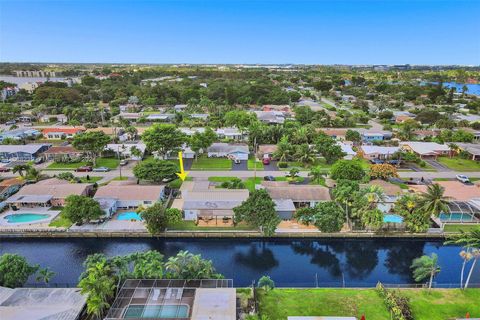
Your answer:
[274,136,292,162]
[411,253,441,289]
[308,166,326,184]
[26,168,41,182]
[446,229,480,288]
[295,144,316,166]
[419,183,450,217]
[12,164,31,177]
[35,268,55,284]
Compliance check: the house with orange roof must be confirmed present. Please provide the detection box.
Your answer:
[42,127,85,140]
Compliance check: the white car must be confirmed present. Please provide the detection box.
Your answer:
[93,167,110,172]
[456,174,470,183]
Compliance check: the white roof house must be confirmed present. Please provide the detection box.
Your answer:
[254,111,286,124]
[400,141,451,158]
[105,143,146,160]
[207,143,249,160]
[360,146,400,159]
[336,142,356,159]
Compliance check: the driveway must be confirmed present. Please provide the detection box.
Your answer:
[263,160,278,171]
[424,159,453,172]
[231,160,248,171]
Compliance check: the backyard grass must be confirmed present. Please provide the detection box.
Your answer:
[190,156,232,170]
[438,157,480,172]
[257,289,390,320]
[402,289,480,319]
[48,212,73,228]
[45,157,119,170]
[167,220,255,231]
[444,224,480,233]
[248,158,264,171]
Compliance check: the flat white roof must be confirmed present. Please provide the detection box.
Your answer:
[191,288,236,320]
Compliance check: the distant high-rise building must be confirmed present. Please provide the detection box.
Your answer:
[13,70,56,77]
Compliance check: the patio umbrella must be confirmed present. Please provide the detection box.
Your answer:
[465,312,470,318]
[360,315,366,320]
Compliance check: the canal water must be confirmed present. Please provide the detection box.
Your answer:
[1,238,478,287]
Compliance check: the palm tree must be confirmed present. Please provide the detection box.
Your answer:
[308,166,325,184]
[411,253,441,289]
[295,144,316,166]
[274,137,292,162]
[26,167,41,182]
[12,164,31,177]
[419,183,450,217]
[446,229,480,288]
[35,268,55,284]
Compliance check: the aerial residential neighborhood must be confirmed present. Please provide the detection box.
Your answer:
[1,0,480,320]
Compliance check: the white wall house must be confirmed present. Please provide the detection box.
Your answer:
[94,181,165,209]
[207,143,249,160]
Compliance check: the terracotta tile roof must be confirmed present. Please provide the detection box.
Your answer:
[264,184,331,201]
[43,146,80,154]
[409,181,480,201]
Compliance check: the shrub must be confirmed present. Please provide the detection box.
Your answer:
[278,162,288,168]
[376,282,413,320]
[419,160,426,168]
[257,275,275,291]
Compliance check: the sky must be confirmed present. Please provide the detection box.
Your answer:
[0,0,479,65]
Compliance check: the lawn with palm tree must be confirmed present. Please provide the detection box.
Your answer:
[438,156,480,172]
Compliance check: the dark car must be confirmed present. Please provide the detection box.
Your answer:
[0,167,11,172]
[263,175,275,181]
[262,158,271,165]
[75,166,93,172]
[34,157,44,165]
[370,159,385,164]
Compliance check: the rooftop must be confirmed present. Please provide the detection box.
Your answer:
[94,182,164,201]
[263,183,331,201]
[6,178,91,201]
[0,144,51,154]
[409,181,480,201]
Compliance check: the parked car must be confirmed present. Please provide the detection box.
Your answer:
[0,167,11,172]
[262,158,270,165]
[5,120,16,125]
[264,175,275,181]
[75,166,93,172]
[120,159,129,166]
[34,157,43,165]
[93,167,110,172]
[456,174,470,184]
[23,122,33,127]
[234,159,241,164]
[370,159,385,164]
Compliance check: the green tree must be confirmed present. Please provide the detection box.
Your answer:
[35,268,55,284]
[445,229,480,289]
[130,251,165,279]
[274,136,293,162]
[233,189,280,236]
[72,131,111,166]
[411,253,441,289]
[12,163,31,177]
[258,275,275,291]
[166,208,183,224]
[141,124,185,159]
[63,195,104,224]
[298,201,345,232]
[165,250,222,279]
[419,183,449,217]
[394,194,430,233]
[0,253,39,288]
[345,129,361,143]
[133,159,178,183]
[141,202,169,234]
[308,166,326,184]
[224,110,257,132]
[316,134,345,164]
[294,144,316,166]
[332,179,360,228]
[330,160,365,181]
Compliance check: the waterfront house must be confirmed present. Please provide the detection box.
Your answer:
[400,141,450,159]
[207,143,249,160]
[5,178,93,207]
[361,179,403,213]
[174,181,249,222]
[43,146,82,162]
[0,144,51,161]
[262,181,331,212]
[0,178,24,200]
[359,146,400,161]
[93,181,165,209]
[42,127,84,140]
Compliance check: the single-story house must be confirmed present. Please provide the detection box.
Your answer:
[0,178,24,200]
[454,113,480,123]
[410,181,480,202]
[0,144,51,161]
[105,143,146,160]
[318,128,348,140]
[42,127,84,140]
[458,127,480,141]
[0,128,40,142]
[113,112,142,123]
[400,141,451,159]
[457,143,480,161]
[412,129,441,140]
[5,178,93,207]
[361,179,403,213]
[254,111,286,124]
[216,127,246,141]
[94,181,165,209]
[257,144,278,159]
[360,146,400,161]
[190,113,209,120]
[175,181,249,221]
[337,142,356,160]
[95,197,118,218]
[360,130,393,142]
[145,113,175,122]
[43,146,83,161]
[174,104,188,112]
[207,143,249,160]
[262,181,331,212]
[39,114,68,124]
[393,111,415,123]
[262,104,291,112]
[179,127,205,136]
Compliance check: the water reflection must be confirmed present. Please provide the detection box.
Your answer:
[234,244,279,271]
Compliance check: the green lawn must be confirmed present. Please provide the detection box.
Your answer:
[444,224,480,233]
[77,176,102,183]
[438,157,480,172]
[402,289,480,319]
[245,177,262,192]
[190,156,232,170]
[45,157,119,170]
[48,212,73,228]
[167,220,255,231]
[257,289,390,320]
[208,176,237,183]
[248,158,264,171]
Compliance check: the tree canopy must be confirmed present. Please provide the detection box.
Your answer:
[133,159,178,183]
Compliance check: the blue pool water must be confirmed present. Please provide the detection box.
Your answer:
[439,212,475,222]
[117,212,143,221]
[383,214,403,223]
[124,305,189,318]
[4,213,50,223]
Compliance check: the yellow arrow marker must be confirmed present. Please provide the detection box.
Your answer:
[176,151,189,181]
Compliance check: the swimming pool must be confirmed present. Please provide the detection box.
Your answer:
[117,211,143,221]
[383,214,404,223]
[439,212,476,222]
[4,213,51,223]
[124,304,189,318]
